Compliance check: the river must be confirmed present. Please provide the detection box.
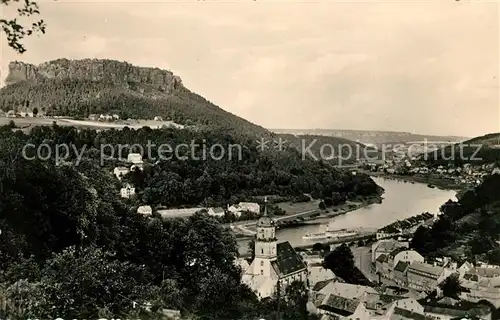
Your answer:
[237,177,457,255]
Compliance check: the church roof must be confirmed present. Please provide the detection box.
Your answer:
[271,241,307,277]
[257,216,274,227]
[257,197,274,227]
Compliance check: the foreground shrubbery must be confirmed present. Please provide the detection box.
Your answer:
[0,125,344,319]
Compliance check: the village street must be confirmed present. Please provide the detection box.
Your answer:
[351,245,399,287]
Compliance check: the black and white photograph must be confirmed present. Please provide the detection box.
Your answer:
[0,0,499,319]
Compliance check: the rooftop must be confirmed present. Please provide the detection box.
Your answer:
[315,282,377,299]
[376,239,405,253]
[408,262,444,277]
[318,295,360,316]
[271,241,307,277]
[376,254,388,263]
[394,261,409,273]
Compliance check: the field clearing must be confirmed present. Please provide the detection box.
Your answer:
[0,117,183,130]
[276,200,321,214]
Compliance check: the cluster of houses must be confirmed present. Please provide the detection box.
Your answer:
[372,238,500,311]
[376,212,435,240]
[114,152,262,219]
[307,280,493,320]
[88,114,120,121]
[231,211,497,319]
[365,159,499,187]
[0,107,44,118]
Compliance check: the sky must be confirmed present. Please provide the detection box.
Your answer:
[0,0,499,137]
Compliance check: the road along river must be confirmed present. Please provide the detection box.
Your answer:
[237,177,457,255]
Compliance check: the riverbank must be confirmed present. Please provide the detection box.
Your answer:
[363,171,466,191]
[232,194,383,238]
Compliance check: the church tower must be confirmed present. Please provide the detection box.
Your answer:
[253,197,278,277]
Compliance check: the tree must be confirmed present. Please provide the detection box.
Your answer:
[1,0,46,53]
[312,243,323,252]
[439,273,462,299]
[323,243,354,274]
[318,201,326,210]
[32,107,38,116]
[247,238,255,263]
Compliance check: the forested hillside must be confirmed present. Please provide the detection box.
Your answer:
[0,77,270,138]
[424,132,500,166]
[0,122,382,319]
[1,123,379,207]
[411,173,500,264]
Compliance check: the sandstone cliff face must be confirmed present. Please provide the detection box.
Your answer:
[5,59,183,92]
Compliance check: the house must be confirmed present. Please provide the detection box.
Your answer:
[120,183,135,198]
[112,114,120,120]
[127,153,144,168]
[160,309,181,320]
[389,248,424,267]
[375,254,392,279]
[207,207,225,217]
[6,110,16,117]
[154,116,163,121]
[421,299,493,320]
[315,295,369,319]
[309,282,378,319]
[113,166,130,180]
[376,225,402,240]
[241,200,307,299]
[459,279,500,308]
[371,239,409,263]
[383,298,429,319]
[157,208,204,219]
[307,264,336,287]
[18,107,33,117]
[99,114,113,121]
[457,261,474,278]
[137,205,153,215]
[393,261,409,286]
[88,114,99,121]
[407,262,446,292]
[228,202,260,215]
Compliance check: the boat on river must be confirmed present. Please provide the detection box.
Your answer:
[302,225,359,240]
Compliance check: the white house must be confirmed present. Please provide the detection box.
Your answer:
[307,264,336,287]
[407,261,446,292]
[154,116,163,121]
[390,249,424,267]
[207,207,225,217]
[371,239,409,263]
[309,282,378,319]
[241,201,307,299]
[120,183,135,199]
[228,202,260,215]
[99,114,113,121]
[127,153,144,165]
[137,205,153,215]
[113,166,130,180]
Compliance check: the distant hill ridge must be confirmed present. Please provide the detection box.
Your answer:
[272,128,468,145]
[423,132,500,166]
[5,59,183,91]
